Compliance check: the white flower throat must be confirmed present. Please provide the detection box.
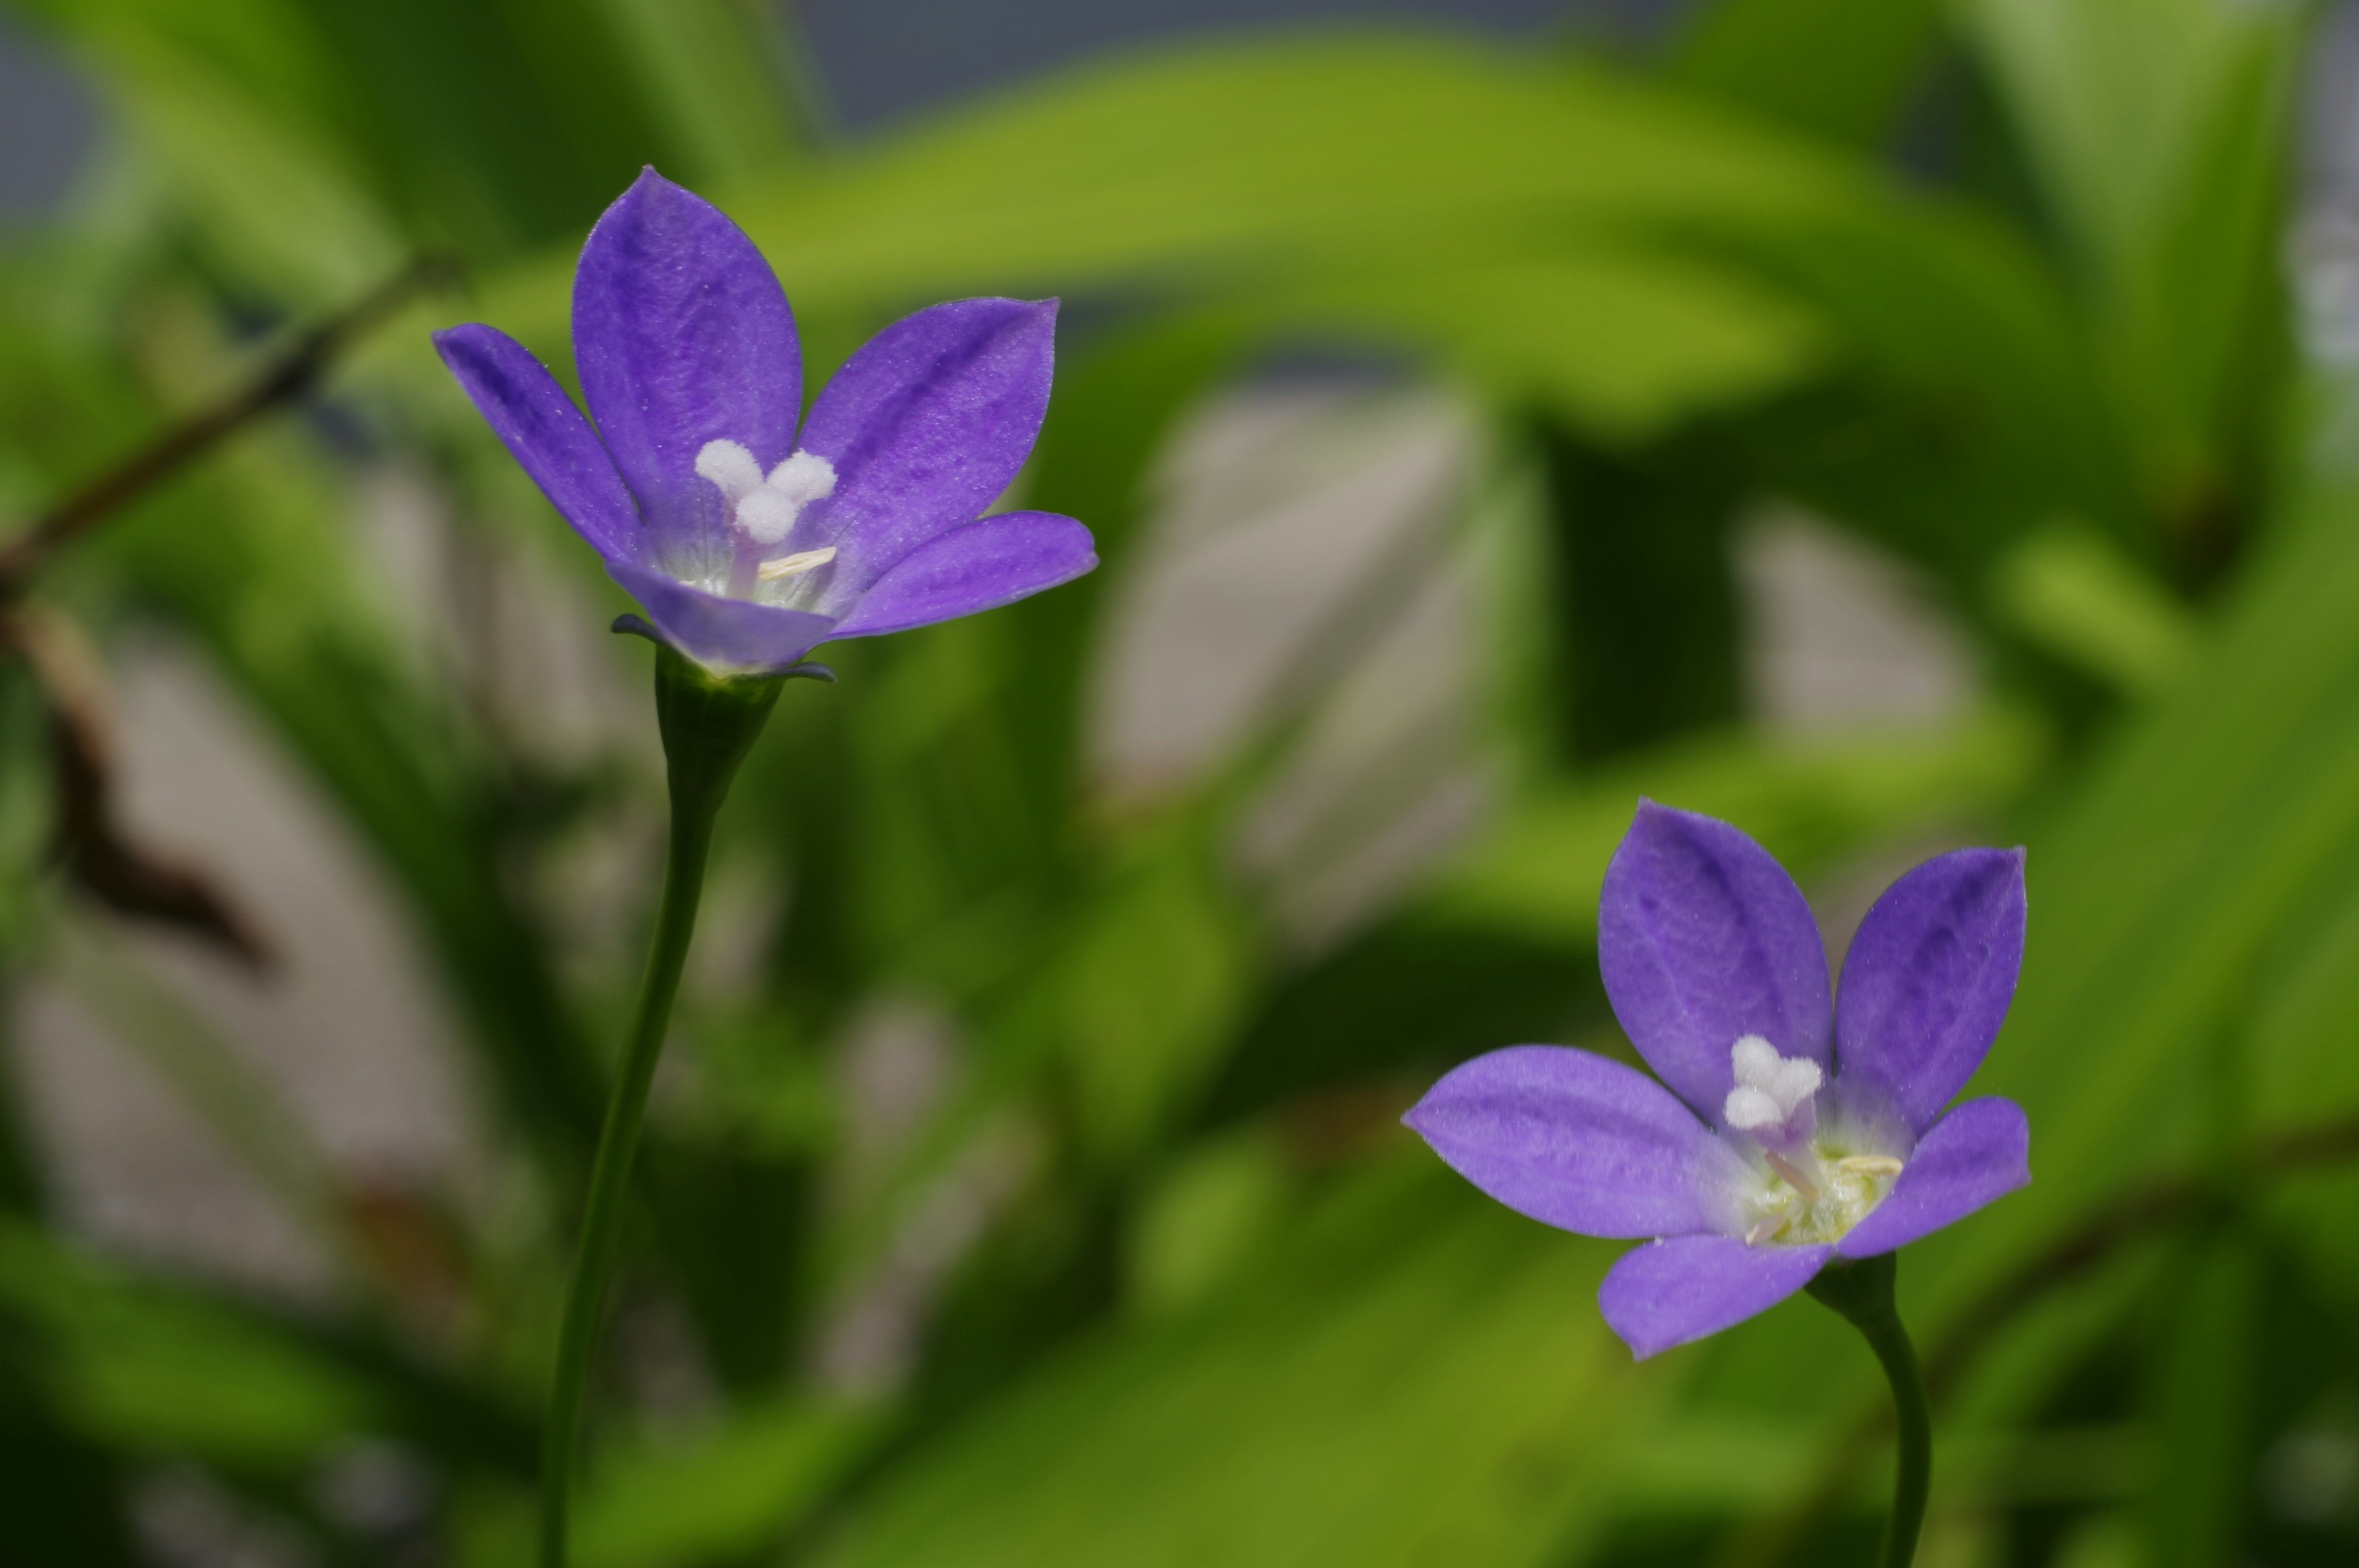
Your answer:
[695,439,839,599]
[1719,1035,1904,1248]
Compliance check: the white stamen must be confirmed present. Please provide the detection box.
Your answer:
[757,545,837,582]
[1723,1034,1822,1129]
[1837,1155,1904,1177]
[767,451,838,505]
[699,447,839,547]
[735,488,801,544]
[1744,1216,1787,1247]
[695,439,764,502]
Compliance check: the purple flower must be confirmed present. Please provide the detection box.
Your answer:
[1406,802,2030,1359]
[433,169,1097,677]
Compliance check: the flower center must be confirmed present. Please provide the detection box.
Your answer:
[1714,1037,1904,1247]
[1739,1145,1904,1246]
[695,439,838,553]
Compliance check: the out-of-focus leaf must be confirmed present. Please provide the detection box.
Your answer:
[462,36,1872,347]
[586,0,807,187]
[1670,0,1945,146]
[1126,1128,1291,1319]
[0,1226,376,1465]
[456,1400,880,1568]
[1960,0,2299,523]
[2140,1232,2261,1568]
[1424,707,2048,948]
[812,1155,1653,1568]
[1031,816,1260,1161]
[1723,201,2142,590]
[1248,248,1825,443]
[1992,523,2199,697]
[576,1402,874,1568]
[75,18,404,302]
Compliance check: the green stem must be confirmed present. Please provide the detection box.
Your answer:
[1805,1252,1931,1568]
[538,647,784,1568]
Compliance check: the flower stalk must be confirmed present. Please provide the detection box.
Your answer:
[1805,1252,1931,1568]
[538,644,788,1568]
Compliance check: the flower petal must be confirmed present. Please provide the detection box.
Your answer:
[1405,1045,1723,1241]
[792,298,1057,585]
[608,559,834,677]
[434,324,644,566]
[1597,802,1833,1126]
[827,511,1097,639]
[1836,1097,2028,1258]
[1835,848,2027,1133]
[1598,1235,1831,1359]
[573,169,802,541]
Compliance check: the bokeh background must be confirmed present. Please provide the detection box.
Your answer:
[2,1,2356,1565]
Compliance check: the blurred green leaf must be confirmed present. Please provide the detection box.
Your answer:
[1425,707,2048,948]
[812,1155,1652,1568]
[2140,1231,2262,1568]
[1670,0,1945,146]
[1960,0,2300,523]
[1991,521,2199,697]
[1250,248,1826,443]
[0,1225,376,1465]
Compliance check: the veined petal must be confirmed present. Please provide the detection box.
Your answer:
[828,511,1096,639]
[1836,848,2027,1133]
[573,169,803,542]
[1598,1236,1831,1359]
[792,298,1057,585]
[1404,1046,1723,1241]
[608,559,834,677]
[1598,802,1833,1127]
[434,325,643,566]
[1836,1098,2028,1258]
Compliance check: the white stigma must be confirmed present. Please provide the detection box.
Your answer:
[1723,1034,1822,1131]
[695,439,839,548]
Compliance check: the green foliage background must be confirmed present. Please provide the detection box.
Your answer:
[0,0,2352,1564]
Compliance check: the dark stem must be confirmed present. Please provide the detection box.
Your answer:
[0,253,457,596]
[536,647,781,1568]
[1805,1253,1931,1568]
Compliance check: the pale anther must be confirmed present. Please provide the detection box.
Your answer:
[1764,1150,1821,1202]
[757,546,837,582]
[1744,1216,1786,1247]
[1837,1155,1904,1177]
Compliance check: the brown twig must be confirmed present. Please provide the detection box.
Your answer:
[0,255,456,961]
[0,252,460,596]
[0,605,271,966]
[1711,1113,2359,1568]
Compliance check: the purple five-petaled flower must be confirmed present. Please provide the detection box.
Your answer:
[1406,802,2031,1359]
[433,169,1097,678]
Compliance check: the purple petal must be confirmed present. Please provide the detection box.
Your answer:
[1835,848,2027,1133]
[573,169,802,544]
[1598,1236,1831,1359]
[434,324,644,567]
[792,298,1057,588]
[608,560,834,677]
[828,512,1097,639]
[1597,802,1833,1126]
[1405,1045,1721,1241]
[1836,1098,2028,1258]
